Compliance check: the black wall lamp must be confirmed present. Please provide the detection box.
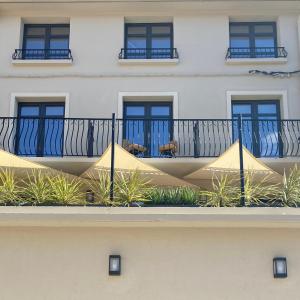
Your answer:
[86,190,94,203]
[273,257,287,278]
[109,255,121,276]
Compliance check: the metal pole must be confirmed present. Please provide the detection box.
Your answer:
[238,115,245,206]
[110,113,116,200]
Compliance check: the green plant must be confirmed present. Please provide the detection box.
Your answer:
[0,169,21,205]
[48,175,84,205]
[114,171,151,206]
[199,175,239,207]
[22,171,52,205]
[243,172,279,206]
[275,165,300,207]
[148,187,199,206]
[86,171,112,205]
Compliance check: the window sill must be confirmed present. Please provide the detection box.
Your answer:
[118,58,179,65]
[12,59,73,66]
[225,57,288,65]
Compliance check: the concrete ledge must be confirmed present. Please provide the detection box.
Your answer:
[0,207,300,228]
[118,58,179,65]
[12,59,73,66]
[225,57,288,65]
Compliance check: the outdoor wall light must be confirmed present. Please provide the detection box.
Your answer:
[109,255,121,275]
[86,190,94,203]
[273,257,287,278]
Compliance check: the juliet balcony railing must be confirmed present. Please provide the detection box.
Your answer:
[12,49,73,60]
[0,117,300,158]
[226,47,288,59]
[118,48,179,59]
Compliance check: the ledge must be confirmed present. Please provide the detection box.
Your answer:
[225,57,288,65]
[0,207,300,228]
[12,59,73,66]
[118,58,179,65]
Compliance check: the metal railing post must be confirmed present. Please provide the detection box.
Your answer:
[110,113,116,200]
[238,115,245,206]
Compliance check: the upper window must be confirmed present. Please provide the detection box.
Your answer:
[228,22,284,59]
[122,23,176,59]
[19,24,71,60]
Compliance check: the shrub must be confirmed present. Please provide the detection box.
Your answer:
[147,187,199,206]
[199,175,239,207]
[22,171,52,205]
[48,175,84,205]
[0,169,22,205]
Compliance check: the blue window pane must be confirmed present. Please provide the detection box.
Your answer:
[44,119,64,156]
[151,37,171,48]
[25,38,45,49]
[151,120,171,156]
[126,106,145,116]
[20,106,40,116]
[152,26,171,34]
[258,104,277,114]
[125,120,144,146]
[127,26,146,35]
[46,106,64,116]
[151,106,170,116]
[230,25,249,34]
[254,25,274,34]
[258,118,279,157]
[17,119,39,155]
[50,39,69,49]
[255,37,275,48]
[230,37,250,48]
[127,37,146,48]
[232,104,251,115]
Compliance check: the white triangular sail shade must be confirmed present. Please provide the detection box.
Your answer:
[81,144,194,187]
[185,141,282,182]
[0,148,76,179]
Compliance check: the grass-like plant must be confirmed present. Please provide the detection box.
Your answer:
[0,168,21,205]
[275,165,300,207]
[114,171,151,207]
[86,171,112,205]
[22,171,52,205]
[199,175,239,207]
[148,187,199,206]
[243,172,279,206]
[48,174,84,205]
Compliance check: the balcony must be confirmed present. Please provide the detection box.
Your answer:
[225,47,288,64]
[12,49,73,64]
[118,48,179,62]
[0,117,299,159]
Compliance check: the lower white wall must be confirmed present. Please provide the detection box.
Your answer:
[0,226,299,300]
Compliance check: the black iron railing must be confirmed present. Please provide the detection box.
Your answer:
[12,49,73,60]
[226,47,288,59]
[0,117,299,158]
[119,48,179,59]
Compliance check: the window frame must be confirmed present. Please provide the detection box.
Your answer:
[231,100,282,157]
[23,24,70,51]
[123,101,173,157]
[229,22,278,58]
[124,23,174,58]
[16,102,65,157]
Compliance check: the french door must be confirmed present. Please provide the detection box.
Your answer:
[123,102,173,157]
[16,103,65,156]
[232,100,282,157]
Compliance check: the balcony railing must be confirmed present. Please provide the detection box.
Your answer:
[226,47,288,59]
[0,117,300,158]
[118,48,179,59]
[12,49,73,60]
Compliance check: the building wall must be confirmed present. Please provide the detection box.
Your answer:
[0,10,299,119]
[0,226,299,300]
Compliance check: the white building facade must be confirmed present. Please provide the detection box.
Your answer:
[0,0,300,178]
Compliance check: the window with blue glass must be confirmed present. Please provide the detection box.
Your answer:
[17,103,65,156]
[232,101,282,157]
[22,24,70,59]
[124,102,172,157]
[229,22,277,58]
[124,23,173,59]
